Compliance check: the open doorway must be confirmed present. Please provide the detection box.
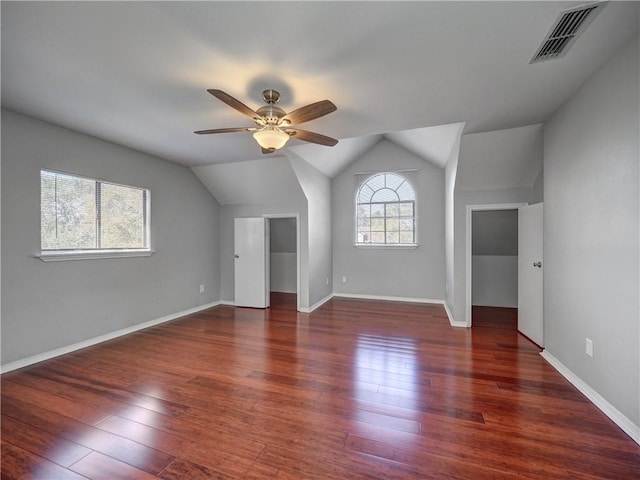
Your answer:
[465,203,526,328]
[471,209,519,330]
[267,216,299,311]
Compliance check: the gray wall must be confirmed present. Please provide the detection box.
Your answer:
[1,109,221,365]
[531,168,544,204]
[452,125,542,324]
[219,199,308,306]
[213,153,330,310]
[472,210,518,307]
[472,210,518,256]
[289,155,333,307]
[270,218,297,294]
[445,131,463,317]
[471,255,517,308]
[270,218,297,253]
[543,36,639,425]
[453,188,531,323]
[332,139,446,300]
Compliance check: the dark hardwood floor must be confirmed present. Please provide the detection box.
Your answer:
[2,294,639,479]
[471,305,518,330]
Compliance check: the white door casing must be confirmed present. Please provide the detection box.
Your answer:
[518,203,544,346]
[234,217,270,308]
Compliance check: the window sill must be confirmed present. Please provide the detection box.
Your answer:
[354,244,418,250]
[36,250,155,262]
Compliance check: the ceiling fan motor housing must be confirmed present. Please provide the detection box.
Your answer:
[257,90,286,125]
[256,104,286,125]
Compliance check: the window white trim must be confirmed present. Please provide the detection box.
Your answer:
[354,172,417,246]
[354,244,418,249]
[40,169,151,255]
[36,249,155,262]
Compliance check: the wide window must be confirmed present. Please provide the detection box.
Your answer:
[40,170,150,255]
[356,172,416,245]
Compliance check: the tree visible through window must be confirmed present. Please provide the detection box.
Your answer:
[356,172,416,245]
[41,170,150,252]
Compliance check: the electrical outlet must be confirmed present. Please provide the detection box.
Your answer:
[199,284,205,293]
[585,338,593,357]
[326,278,329,286]
[342,276,347,283]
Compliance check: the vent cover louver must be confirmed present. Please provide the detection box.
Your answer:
[530,2,606,64]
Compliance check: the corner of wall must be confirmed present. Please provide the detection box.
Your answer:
[444,123,464,324]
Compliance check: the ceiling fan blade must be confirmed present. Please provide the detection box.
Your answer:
[280,100,337,126]
[287,128,338,146]
[261,147,276,154]
[207,89,261,120]
[194,127,253,135]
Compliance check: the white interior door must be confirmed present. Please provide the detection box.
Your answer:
[234,217,269,308]
[518,203,544,346]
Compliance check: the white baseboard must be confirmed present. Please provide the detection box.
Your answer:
[331,293,460,326]
[442,302,466,327]
[333,292,443,304]
[226,292,449,317]
[540,350,640,446]
[300,293,334,313]
[1,301,223,374]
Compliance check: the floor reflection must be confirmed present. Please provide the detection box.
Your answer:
[354,334,419,412]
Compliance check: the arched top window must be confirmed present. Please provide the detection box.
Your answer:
[356,172,416,245]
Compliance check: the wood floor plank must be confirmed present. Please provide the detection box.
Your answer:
[4,371,134,418]
[157,457,237,480]
[27,366,190,417]
[1,293,638,479]
[1,395,174,475]
[1,414,92,468]
[1,441,88,480]
[1,378,110,426]
[69,451,160,480]
[92,412,271,478]
[344,433,528,479]
[95,414,265,460]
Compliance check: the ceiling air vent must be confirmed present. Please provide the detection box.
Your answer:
[530,2,606,64]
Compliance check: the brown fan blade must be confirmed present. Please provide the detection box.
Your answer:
[280,100,337,126]
[287,128,338,146]
[261,147,276,154]
[194,127,253,135]
[207,89,261,120]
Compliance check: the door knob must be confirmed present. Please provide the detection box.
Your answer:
[533,261,542,268]
[234,254,239,259]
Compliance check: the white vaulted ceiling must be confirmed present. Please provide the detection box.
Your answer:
[192,155,304,205]
[2,1,638,176]
[458,124,544,191]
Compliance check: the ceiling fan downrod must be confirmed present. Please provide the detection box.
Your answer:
[262,89,281,104]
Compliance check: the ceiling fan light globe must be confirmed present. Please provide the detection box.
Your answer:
[253,127,290,150]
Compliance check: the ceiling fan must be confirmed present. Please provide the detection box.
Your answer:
[195,89,338,154]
